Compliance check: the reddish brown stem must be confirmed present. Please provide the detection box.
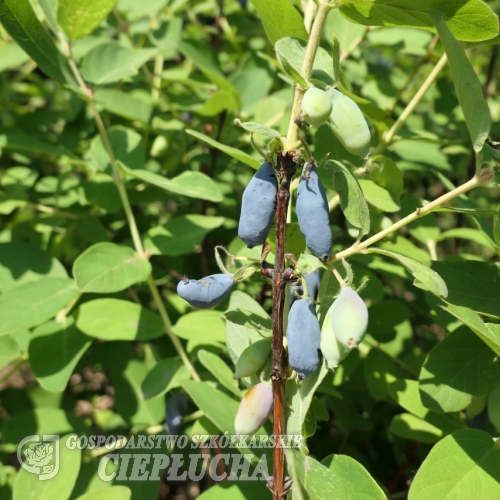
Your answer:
[269,151,297,500]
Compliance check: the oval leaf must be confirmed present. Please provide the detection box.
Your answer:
[73,242,151,293]
[409,429,500,499]
[0,278,80,336]
[29,318,92,392]
[75,299,164,340]
[80,43,158,85]
[339,0,499,42]
[57,0,116,39]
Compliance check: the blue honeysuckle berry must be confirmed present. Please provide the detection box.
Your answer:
[296,163,332,262]
[286,298,321,380]
[177,273,233,309]
[238,162,278,248]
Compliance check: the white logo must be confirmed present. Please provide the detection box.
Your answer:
[17,435,60,480]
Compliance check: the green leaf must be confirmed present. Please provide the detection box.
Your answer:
[363,348,398,401]
[359,179,400,212]
[440,301,500,357]
[0,409,84,450]
[0,41,30,71]
[177,41,240,102]
[186,129,261,169]
[225,292,271,364]
[0,335,23,371]
[0,278,80,336]
[250,0,308,46]
[80,43,158,85]
[106,343,164,428]
[339,0,499,42]
[73,242,151,293]
[1,132,73,158]
[322,454,386,500]
[275,38,335,88]
[327,159,370,235]
[182,380,238,434]
[224,310,272,335]
[408,429,500,499]
[13,436,81,500]
[285,449,385,500]
[94,88,153,123]
[234,120,281,139]
[431,12,491,151]
[432,261,500,319]
[29,318,92,392]
[419,326,500,413]
[198,350,241,397]
[268,222,306,258]
[0,0,76,86]
[389,413,444,443]
[91,126,145,172]
[172,311,226,344]
[286,361,329,442]
[367,298,410,343]
[197,483,268,500]
[75,299,164,341]
[76,486,131,500]
[0,242,67,293]
[198,90,239,116]
[144,215,224,256]
[121,164,223,202]
[296,254,326,275]
[141,358,190,400]
[366,248,448,297]
[57,0,116,39]
[388,379,466,436]
[369,155,404,200]
[437,227,498,251]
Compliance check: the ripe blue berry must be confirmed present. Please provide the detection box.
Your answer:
[177,274,233,309]
[238,162,278,248]
[296,163,332,262]
[286,298,321,380]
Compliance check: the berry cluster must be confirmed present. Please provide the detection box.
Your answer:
[176,86,372,436]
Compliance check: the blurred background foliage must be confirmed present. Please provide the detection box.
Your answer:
[0,0,500,499]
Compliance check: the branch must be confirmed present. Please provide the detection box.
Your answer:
[270,151,297,500]
[332,174,482,262]
[65,51,201,382]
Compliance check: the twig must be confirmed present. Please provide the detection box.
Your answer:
[374,52,448,154]
[65,50,201,382]
[269,151,297,500]
[331,174,481,262]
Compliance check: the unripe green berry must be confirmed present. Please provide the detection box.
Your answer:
[320,302,349,369]
[234,338,272,379]
[301,87,333,127]
[327,89,371,156]
[330,286,368,350]
[234,382,273,437]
